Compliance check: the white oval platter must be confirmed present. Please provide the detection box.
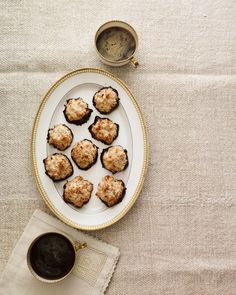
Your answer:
[32,68,148,230]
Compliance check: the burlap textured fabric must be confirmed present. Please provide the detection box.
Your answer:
[0,1,236,294]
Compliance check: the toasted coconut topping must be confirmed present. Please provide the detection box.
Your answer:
[44,154,73,181]
[89,117,118,145]
[96,175,125,207]
[71,139,98,170]
[64,176,93,208]
[93,87,119,113]
[48,124,73,151]
[101,145,128,174]
[64,98,91,123]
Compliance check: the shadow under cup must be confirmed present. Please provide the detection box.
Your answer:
[27,232,76,282]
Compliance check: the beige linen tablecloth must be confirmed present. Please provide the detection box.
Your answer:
[1,1,236,294]
[0,210,120,295]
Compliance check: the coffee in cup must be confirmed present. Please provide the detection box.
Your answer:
[27,232,86,282]
[95,20,139,67]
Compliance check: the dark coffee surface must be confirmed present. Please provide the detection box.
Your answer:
[30,233,75,280]
[96,27,136,61]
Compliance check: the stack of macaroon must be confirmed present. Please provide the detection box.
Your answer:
[43,86,128,208]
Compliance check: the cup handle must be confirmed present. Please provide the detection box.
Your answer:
[130,56,139,68]
[74,242,87,251]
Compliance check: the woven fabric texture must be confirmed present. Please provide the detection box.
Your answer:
[0,0,236,294]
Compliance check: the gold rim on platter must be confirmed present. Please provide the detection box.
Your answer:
[31,68,148,230]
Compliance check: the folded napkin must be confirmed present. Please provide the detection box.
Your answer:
[0,209,120,295]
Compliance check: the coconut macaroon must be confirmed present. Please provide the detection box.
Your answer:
[43,153,73,181]
[96,175,126,207]
[63,98,92,125]
[47,124,73,151]
[93,86,119,114]
[63,176,93,208]
[71,139,98,170]
[101,145,128,174]
[88,116,119,145]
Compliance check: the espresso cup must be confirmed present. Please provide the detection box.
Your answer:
[95,20,139,68]
[27,232,87,283]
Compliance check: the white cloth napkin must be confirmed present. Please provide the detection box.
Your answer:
[0,209,120,295]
